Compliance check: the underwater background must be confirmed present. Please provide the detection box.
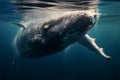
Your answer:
[0,0,120,80]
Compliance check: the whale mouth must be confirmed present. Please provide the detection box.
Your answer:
[33,34,47,44]
[90,14,97,24]
[85,14,97,30]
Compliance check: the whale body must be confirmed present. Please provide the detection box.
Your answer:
[14,11,111,59]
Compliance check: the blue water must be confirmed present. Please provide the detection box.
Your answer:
[0,0,120,80]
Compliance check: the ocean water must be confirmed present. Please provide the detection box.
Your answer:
[0,0,120,80]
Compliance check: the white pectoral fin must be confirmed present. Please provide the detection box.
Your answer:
[78,34,111,60]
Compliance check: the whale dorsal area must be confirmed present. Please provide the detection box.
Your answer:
[13,23,26,29]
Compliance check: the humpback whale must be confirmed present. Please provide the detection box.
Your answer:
[14,11,111,59]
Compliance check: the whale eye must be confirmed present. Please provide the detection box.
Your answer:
[44,25,49,29]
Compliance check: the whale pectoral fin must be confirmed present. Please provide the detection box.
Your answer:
[78,34,111,60]
[13,23,26,29]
